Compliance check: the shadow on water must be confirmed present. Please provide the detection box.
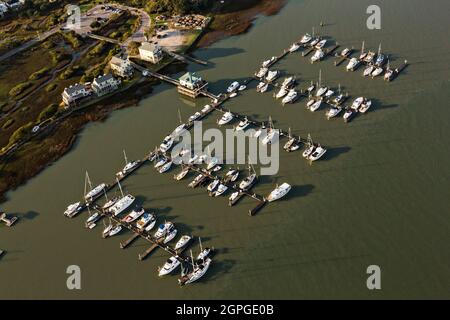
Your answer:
[371,98,399,113]
[284,184,314,201]
[196,47,245,61]
[201,258,236,283]
[324,146,351,161]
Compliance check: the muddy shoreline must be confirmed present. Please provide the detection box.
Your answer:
[0,0,287,203]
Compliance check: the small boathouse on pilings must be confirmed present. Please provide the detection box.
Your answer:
[177,72,208,98]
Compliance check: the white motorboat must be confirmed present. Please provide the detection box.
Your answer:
[207,179,220,192]
[102,196,119,211]
[64,202,82,218]
[201,104,213,113]
[343,108,356,123]
[253,124,266,138]
[375,53,386,66]
[311,49,325,63]
[363,65,374,77]
[197,247,212,261]
[315,39,327,49]
[122,207,145,223]
[227,81,240,93]
[364,51,376,64]
[333,94,345,105]
[136,212,156,231]
[326,106,343,119]
[108,225,122,237]
[225,168,240,182]
[86,212,100,225]
[119,159,140,176]
[371,67,384,77]
[154,222,174,239]
[309,99,322,112]
[229,92,238,98]
[211,165,222,172]
[310,38,320,47]
[262,129,279,145]
[307,83,316,93]
[300,33,312,44]
[144,214,157,232]
[267,183,291,202]
[306,99,316,108]
[158,161,172,173]
[316,86,328,97]
[238,85,247,91]
[154,157,168,169]
[158,256,181,276]
[346,57,360,71]
[235,117,250,131]
[85,183,107,201]
[265,70,279,82]
[302,144,316,158]
[108,194,135,216]
[217,111,234,125]
[275,86,288,99]
[188,174,204,188]
[351,97,365,110]
[282,90,298,105]
[262,56,276,68]
[175,235,192,251]
[229,191,240,202]
[179,258,212,286]
[281,76,295,88]
[308,144,327,161]
[384,68,394,81]
[324,89,335,99]
[239,173,257,190]
[255,67,268,78]
[160,135,174,153]
[256,81,268,92]
[206,157,219,170]
[171,123,187,137]
[102,223,113,238]
[283,136,297,151]
[164,228,178,244]
[289,42,301,52]
[340,48,351,57]
[188,112,202,122]
[359,100,372,113]
[213,184,228,197]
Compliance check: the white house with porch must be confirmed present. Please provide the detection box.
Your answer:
[138,42,164,64]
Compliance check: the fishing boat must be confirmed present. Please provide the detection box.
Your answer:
[255,67,268,79]
[225,168,240,182]
[316,86,328,97]
[281,76,295,88]
[340,48,351,57]
[188,173,204,188]
[109,194,135,216]
[282,90,298,105]
[160,135,174,153]
[217,111,234,125]
[122,207,144,223]
[326,106,343,119]
[158,256,181,276]
[136,212,156,231]
[175,235,192,251]
[266,70,279,82]
[256,81,269,93]
[238,85,247,91]
[351,97,365,110]
[300,33,312,44]
[207,179,220,192]
[108,225,122,237]
[262,56,276,68]
[158,161,172,173]
[154,222,174,239]
[227,81,240,93]
[235,117,250,131]
[371,67,384,77]
[144,214,157,232]
[363,65,375,77]
[239,173,256,190]
[346,57,360,71]
[179,257,212,286]
[309,99,322,112]
[275,86,288,99]
[164,227,178,244]
[308,144,327,161]
[311,49,325,63]
[85,183,107,201]
[64,202,82,218]
[213,184,228,197]
[188,112,202,122]
[359,100,372,113]
[267,183,291,202]
[315,39,327,49]
[289,42,300,52]
[343,107,356,123]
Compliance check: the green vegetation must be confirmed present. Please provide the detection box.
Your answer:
[45,83,58,92]
[9,82,32,97]
[37,103,58,122]
[61,31,83,49]
[2,119,15,130]
[7,122,35,146]
[29,67,50,80]
[59,65,82,80]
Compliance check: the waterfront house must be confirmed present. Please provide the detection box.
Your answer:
[62,83,90,106]
[177,72,208,98]
[109,55,133,78]
[92,74,121,97]
[138,42,164,64]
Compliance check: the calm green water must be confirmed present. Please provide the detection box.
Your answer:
[1,0,449,299]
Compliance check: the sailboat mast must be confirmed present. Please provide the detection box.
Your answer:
[123,150,128,166]
[117,177,124,197]
[318,69,322,87]
[199,237,203,252]
[361,41,365,54]
[178,108,182,124]
[190,249,195,266]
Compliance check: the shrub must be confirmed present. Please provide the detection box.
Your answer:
[38,103,58,122]
[29,67,50,80]
[2,118,15,130]
[9,82,32,97]
[45,83,58,92]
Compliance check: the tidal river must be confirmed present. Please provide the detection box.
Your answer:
[1,0,449,299]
